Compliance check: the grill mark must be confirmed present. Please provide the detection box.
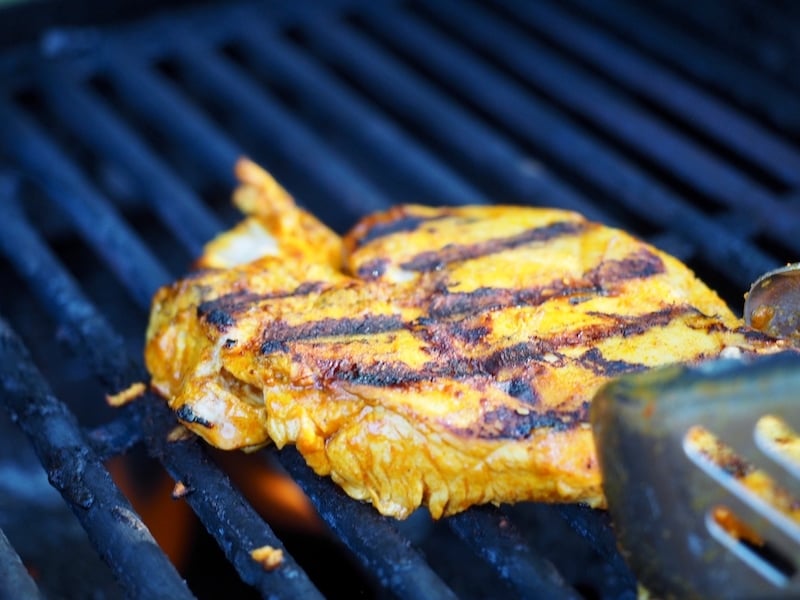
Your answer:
[198,282,326,332]
[450,402,591,439]
[292,305,705,438]
[320,359,426,387]
[260,314,406,354]
[585,247,664,284]
[254,248,667,346]
[355,213,449,247]
[505,378,539,405]
[400,220,586,272]
[306,305,697,384]
[428,248,665,318]
[578,347,647,377]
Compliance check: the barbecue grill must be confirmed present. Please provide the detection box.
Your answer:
[1,0,799,598]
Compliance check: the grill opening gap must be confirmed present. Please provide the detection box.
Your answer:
[394,0,742,220]
[752,231,800,269]
[479,0,792,195]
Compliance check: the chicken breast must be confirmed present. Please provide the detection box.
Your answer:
[145,159,785,518]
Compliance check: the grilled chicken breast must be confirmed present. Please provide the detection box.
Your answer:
[146,159,785,518]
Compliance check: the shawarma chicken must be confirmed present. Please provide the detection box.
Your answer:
[145,159,787,519]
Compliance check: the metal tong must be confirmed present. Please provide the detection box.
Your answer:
[592,264,800,599]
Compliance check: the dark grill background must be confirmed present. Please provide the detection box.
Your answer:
[1,0,799,598]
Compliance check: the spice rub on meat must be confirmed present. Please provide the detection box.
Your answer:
[145,159,785,519]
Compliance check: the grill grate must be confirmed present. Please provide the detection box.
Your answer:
[0,0,798,598]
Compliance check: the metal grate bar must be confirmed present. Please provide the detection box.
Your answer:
[277,447,459,600]
[561,0,800,135]
[0,318,194,600]
[351,6,781,287]
[647,0,800,89]
[236,19,485,207]
[0,99,170,306]
[0,182,134,393]
[143,408,326,600]
[0,528,41,600]
[295,12,609,224]
[447,507,583,599]
[0,184,325,600]
[497,0,800,188]
[103,46,242,189]
[414,0,797,238]
[557,505,632,574]
[171,30,392,220]
[39,65,223,254]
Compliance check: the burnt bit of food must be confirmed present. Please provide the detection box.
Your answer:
[250,545,284,571]
[106,381,146,407]
[175,405,214,428]
[171,481,192,499]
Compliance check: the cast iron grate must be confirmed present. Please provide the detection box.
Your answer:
[0,0,798,598]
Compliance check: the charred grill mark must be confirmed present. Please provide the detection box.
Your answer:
[737,327,780,343]
[355,214,449,247]
[427,248,664,319]
[578,348,647,377]
[289,306,696,386]
[197,289,260,331]
[321,359,425,386]
[505,378,539,405]
[462,402,591,438]
[201,307,236,331]
[260,314,406,354]
[585,305,695,339]
[176,404,214,428]
[198,283,327,332]
[585,247,665,284]
[401,220,587,272]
